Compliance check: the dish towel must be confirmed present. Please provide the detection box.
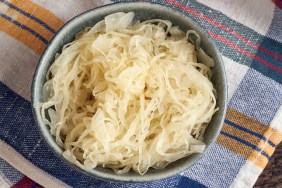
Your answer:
[0,0,282,187]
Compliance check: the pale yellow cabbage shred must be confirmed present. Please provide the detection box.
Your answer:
[41,12,217,175]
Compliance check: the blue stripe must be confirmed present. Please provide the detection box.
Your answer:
[0,0,56,33]
[177,177,207,188]
[251,37,282,84]
[220,131,270,159]
[224,119,276,148]
[0,13,48,44]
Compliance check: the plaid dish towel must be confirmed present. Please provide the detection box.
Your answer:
[0,0,282,187]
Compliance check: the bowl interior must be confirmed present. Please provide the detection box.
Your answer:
[32,2,227,182]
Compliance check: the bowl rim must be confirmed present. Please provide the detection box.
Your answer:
[31,1,227,183]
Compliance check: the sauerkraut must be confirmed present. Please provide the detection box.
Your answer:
[41,12,217,175]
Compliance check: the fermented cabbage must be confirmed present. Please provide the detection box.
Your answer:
[41,12,217,175]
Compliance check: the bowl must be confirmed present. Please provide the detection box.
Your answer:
[31,2,227,182]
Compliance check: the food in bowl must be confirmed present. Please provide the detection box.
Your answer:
[40,12,218,175]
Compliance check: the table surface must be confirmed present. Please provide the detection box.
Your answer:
[254,143,282,187]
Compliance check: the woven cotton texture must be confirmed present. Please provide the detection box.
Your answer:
[0,0,282,187]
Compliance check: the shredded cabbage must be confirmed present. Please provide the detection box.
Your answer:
[41,12,217,175]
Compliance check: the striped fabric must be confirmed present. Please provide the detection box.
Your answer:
[0,0,281,187]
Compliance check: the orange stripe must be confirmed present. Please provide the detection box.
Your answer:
[0,16,45,54]
[216,134,252,158]
[226,108,268,135]
[9,0,63,31]
[219,108,281,169]
[0,0,64,54]
[222,123,261,146]
[218,133,272,169]
[225,107,282,146]
[268,128,282,145]
[222,121,277,155]
[258,140,275,157]
[217,109,281,169]
[4,5,53,41]
[221,121,276,156]
[248,150,269,169]
[227,108,282,146]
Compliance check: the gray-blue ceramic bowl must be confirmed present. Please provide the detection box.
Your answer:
[32,2,227,182]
